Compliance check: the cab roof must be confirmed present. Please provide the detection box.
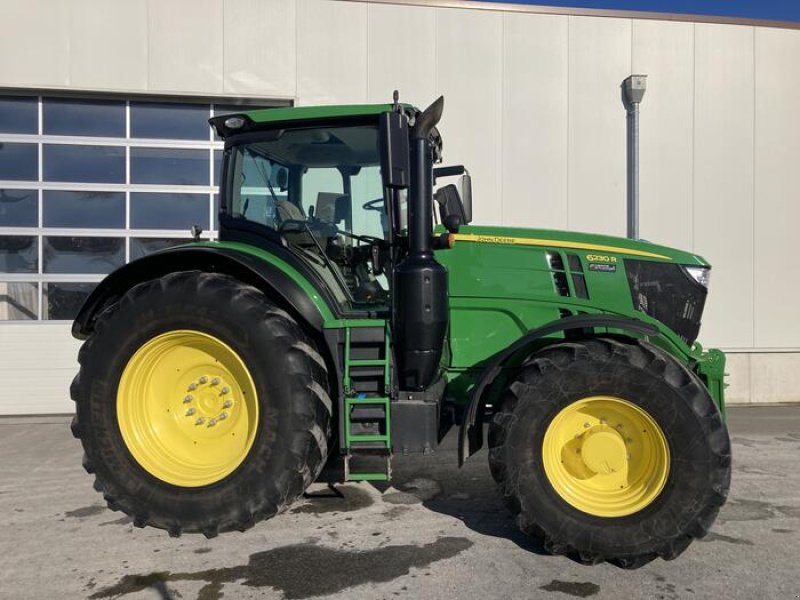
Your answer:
[210,103,417,138]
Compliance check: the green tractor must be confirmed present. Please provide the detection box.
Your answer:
[71,96,730,568]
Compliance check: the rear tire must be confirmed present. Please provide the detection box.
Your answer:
[71,271,332,537]
[488,337,730,567]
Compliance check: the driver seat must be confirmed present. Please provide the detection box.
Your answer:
[275,199,305,223]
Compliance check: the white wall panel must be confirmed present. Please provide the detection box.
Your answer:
[435,8,503,225]
[147,0,223,94]
[0,324,80,415]
[296,0,367,104]
[724,353,751,404]
[693,24,754,349]
[69,0,148,91]
[567,16,631,236]
[366,3,436,105]
[753,28,800,348]
[223,0,296,98]
[0,0,70,88]
[632,20,694,250]
[750,353,800,404]
[502,13,568,230]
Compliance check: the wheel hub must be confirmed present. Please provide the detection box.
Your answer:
[542,396,670,517]
[180,374,235,430]
[117,330,259,488]
[580,428,627,475]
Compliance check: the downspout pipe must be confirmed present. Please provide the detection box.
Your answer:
[623,75,647,240]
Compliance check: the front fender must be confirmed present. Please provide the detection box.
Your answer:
[457,314,660,465]
[72,245,331,340]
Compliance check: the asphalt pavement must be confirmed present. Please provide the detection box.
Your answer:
[0,405,798,600]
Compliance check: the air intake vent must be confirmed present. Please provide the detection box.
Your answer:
[572,273,589,299]
[547,251,570,297]
[567,253,583,272]
[547,251,565,270]
[567,254,589,299]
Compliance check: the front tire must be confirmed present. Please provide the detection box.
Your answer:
[71,271,332,537]
[488,337,730,567]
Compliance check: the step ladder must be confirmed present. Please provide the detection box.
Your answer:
[343,325,392,482]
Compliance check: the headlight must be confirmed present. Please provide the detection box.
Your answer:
[682,266,711,289]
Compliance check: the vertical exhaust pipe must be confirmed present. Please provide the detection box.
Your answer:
[394,97,449,391]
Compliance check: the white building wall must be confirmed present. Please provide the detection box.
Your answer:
[0,324,81,415]
[1,0,800,412]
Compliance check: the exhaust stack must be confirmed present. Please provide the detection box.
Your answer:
[394,97,449,391]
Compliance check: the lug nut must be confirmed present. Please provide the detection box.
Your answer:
[195,417,205,425]
[199,376,208,384]
[222,400,232,409]
[183,395,193,403]
[220,386,230,395]
[185,408,196,416]
[187,383,198,391]
[207,418,217,427]
[211,377,220,386]
[218,412,227,420]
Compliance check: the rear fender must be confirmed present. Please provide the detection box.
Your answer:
[72,245,328,340]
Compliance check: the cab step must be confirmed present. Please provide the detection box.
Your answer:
[342,324,392,482]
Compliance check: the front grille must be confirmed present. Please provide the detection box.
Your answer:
[624,260,707,345]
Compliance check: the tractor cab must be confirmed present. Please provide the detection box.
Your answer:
[211,98,459,394]
[219,121,392,310]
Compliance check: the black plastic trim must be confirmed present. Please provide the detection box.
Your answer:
[457,314,660,465]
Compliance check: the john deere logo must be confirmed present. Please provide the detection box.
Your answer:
[586,254,617,263]
[475,235,516,244]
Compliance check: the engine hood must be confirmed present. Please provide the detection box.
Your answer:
[449,225,708,267]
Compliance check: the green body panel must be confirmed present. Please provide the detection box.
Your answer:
[436,224,704,368]
[435,224,725,411]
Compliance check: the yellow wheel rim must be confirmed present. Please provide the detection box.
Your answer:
[117,330,259,487]
[542,396,670,517]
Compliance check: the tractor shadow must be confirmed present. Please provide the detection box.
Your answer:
[384,440,549,556]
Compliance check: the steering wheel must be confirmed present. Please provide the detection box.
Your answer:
[362,197,384,212]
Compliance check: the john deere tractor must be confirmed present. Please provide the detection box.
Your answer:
[71,97,730,568]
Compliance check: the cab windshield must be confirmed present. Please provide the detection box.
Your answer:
[227,124,390,307]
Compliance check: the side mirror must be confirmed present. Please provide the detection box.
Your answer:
[379,111,410,189]
[435,184,465,232]
[459,172,472,224]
